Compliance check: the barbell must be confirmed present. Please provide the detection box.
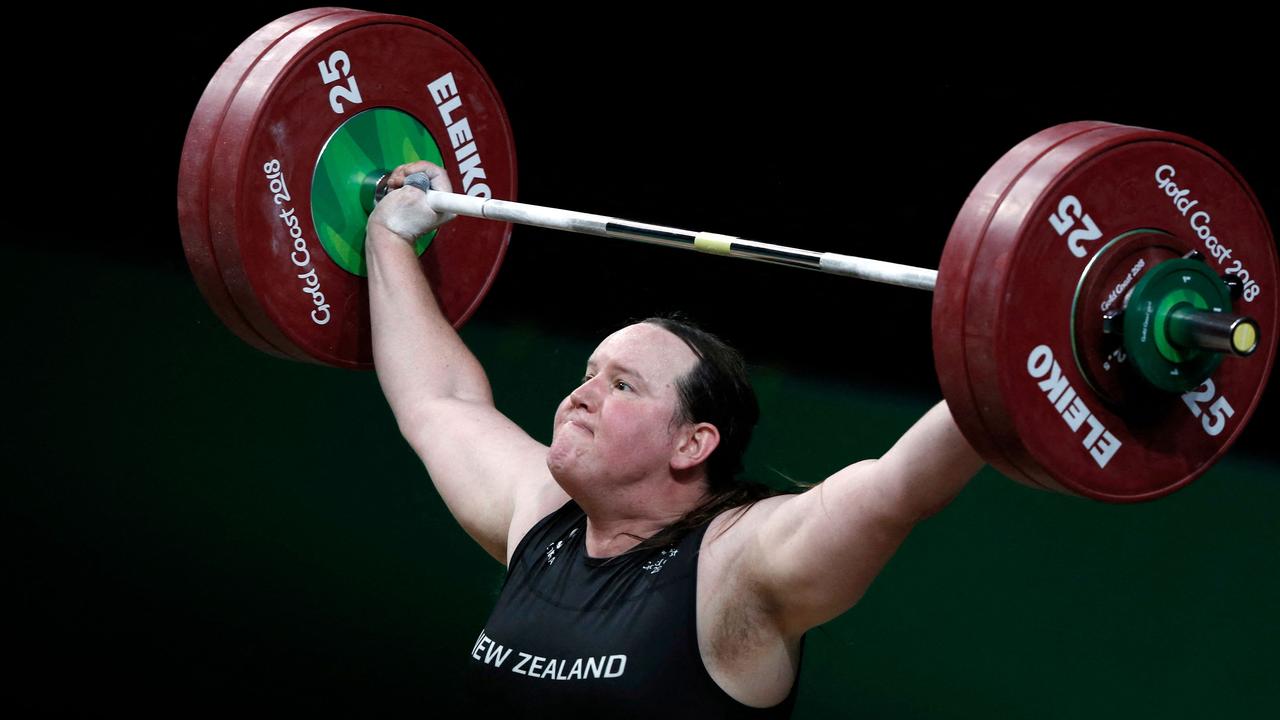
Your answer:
[176,8,1277,502]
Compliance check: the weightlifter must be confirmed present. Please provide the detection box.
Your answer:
[365,161,985,716]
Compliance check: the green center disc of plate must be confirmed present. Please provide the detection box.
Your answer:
[312,108,444,276]
[1123,258,1230,392]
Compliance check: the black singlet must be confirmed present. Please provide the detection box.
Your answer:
[461,500,803,718]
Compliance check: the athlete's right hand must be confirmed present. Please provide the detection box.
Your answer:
[367,160,457,244]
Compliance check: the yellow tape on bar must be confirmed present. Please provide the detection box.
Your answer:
[693,232,736,255]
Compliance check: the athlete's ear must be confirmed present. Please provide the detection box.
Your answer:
[671,422,719,471]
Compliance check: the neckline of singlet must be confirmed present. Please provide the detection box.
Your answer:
[564,510,688,569]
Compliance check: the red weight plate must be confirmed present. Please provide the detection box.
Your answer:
[208,11,515,369]
[960,123,1149,496]
[934,121,1118,492]
[949,123,1277,501]
[177,8,352,360]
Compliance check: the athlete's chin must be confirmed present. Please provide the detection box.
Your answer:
[546,442,585,483]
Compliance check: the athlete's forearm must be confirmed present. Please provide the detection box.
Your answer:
[366,224,494,427]
[877,400,985,520]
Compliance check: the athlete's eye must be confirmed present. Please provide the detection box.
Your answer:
[614,380,632,392]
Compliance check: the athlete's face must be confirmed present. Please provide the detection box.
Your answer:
[547,323,700,489]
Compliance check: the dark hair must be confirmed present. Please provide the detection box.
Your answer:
[620,313,794,553]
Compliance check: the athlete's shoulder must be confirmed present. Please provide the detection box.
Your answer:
[701,493,793,558]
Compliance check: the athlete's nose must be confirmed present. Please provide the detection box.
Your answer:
[569,376,601,412]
